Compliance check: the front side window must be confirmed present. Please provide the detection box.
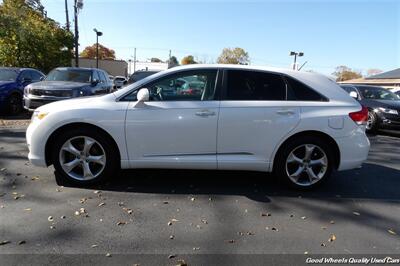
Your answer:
[31,71,44,82]
[145,70,218,101]
[46,69,92,83]
[357,86,400,101]
[225,70,286,101]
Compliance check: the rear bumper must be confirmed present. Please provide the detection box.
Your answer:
[336,128,370,171]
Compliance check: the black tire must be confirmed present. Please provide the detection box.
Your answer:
[366,111,378,134]
[6,93,22,115]
[52,127,118,186]
[273,136,334,190]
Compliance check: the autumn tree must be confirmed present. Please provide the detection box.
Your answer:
[80,44,116,60]
[167,56,179,68]
[181,55,197,65]
[217,47,250,65]
[332,66,362,82]
[0,0,74,73]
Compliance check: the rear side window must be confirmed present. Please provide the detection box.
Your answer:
[226,70,286,101]
[286,76,327,101]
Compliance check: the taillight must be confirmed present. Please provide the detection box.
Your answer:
[349,106,368,125]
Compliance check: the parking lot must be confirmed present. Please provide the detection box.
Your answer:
[0,119,399,263]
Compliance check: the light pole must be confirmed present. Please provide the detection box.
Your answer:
[93,28,103,69]
[74,0,83,67]
[289,51,304,70]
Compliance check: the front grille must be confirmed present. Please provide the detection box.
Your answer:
[30,89,73,97]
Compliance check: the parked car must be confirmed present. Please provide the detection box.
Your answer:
[340,84,400,132]
[24,67,113,111]
[0,67,45,114]
[113,76,127,90]
[27,65,370,189]
[128,70,159,84]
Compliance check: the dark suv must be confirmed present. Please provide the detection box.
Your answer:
[0,68,45,114]
[24,67,113,111]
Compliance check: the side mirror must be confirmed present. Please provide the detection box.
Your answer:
[349,91,358,99]
[137,88,149,102]
[91,80,99,86]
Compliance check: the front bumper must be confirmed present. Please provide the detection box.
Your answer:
[23,95,69,111]
[26,120,48,167]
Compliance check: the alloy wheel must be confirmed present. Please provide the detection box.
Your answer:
[285,144,328,187]
[59,136,106,181]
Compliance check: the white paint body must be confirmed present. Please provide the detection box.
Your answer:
[26,64,370,173]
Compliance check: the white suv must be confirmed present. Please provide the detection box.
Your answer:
[26,65,370,189]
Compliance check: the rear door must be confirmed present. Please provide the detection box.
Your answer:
[217,69,301,171]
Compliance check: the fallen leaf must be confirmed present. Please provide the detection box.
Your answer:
[353,212,360,216]
[24,208,32,211]
[271,227,278,231]
[226,239,235,243]
[190,197,195,201]
[169,235,174,240]
[98,202,105,207]
[61,215,66,219]
[31,176,39,181]
[48,216,54,222]
[91,244,98,248]
[328,234,336,242]
[168,255,176,259]
[176,260,187,266]
[388,229,397,235]
[330,220,335,224]
[0,240,10,245]
[105,253,111,257]
[18,240,26,245]
[117,221,127,226]
[321,243,326,247]
[171,218,179,222]
[301,216,307,220]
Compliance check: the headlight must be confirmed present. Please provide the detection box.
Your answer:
[377,107,398,115]
[31,111,49,122]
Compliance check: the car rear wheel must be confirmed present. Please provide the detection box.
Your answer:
[366,111,378,133]
[274,136,333,189]
[52,128,118,185]
[7,94,22,115]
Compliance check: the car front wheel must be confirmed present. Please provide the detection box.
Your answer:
[274,136,334,189]
[52,128,118,185]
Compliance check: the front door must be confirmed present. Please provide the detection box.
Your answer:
[125,69,220,169]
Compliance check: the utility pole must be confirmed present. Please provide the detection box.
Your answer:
[289,51,304,71]
[65,0,70,32]
[93,29,103,69]
[74,0,79,67]
[168,49,171,68]
[133,48,137,73]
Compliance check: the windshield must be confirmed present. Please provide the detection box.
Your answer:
[358,86,400,101]
[45,69,92,83]
[0,69,18,81]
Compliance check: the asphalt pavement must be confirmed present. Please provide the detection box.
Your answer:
[0,126,399,265]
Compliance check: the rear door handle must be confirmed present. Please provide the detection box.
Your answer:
[276,109,295,115]
[195,110,216,117]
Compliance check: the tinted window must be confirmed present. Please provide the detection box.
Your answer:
[226,70,286,101]
[357,86,400,101]
[286,76,326,101]
[0,69,18,81]
[46,69,92,83]
[19,71,32,81]
[30,71,43,82]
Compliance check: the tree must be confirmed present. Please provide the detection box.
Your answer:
[332,66,362,82]
[80,44,116,60]
[0,0,74,73]
[150,57,163,63]
[167,56,179,68]
[217,47,250,65]
[367,69,383,77]
[181,55,197,65]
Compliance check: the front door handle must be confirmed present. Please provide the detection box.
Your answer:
[276,109,295,115]
[195,110,216,117]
